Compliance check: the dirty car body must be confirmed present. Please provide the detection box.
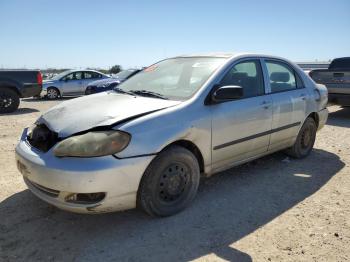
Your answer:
[16,53,328,214]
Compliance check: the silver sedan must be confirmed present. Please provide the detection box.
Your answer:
[41,69,110,99]
[16,53,328,216]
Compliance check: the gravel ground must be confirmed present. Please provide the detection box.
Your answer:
[0,99,349,262]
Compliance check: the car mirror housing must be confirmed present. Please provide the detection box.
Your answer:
[211,85,243,103]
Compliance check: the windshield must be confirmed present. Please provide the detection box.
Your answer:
[113,69,138,79]
[50,70,72,80]
[116,57,227,101]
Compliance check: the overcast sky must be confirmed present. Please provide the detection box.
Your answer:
[0,0,349,69]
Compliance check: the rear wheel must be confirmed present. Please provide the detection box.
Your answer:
[137,146,200,217]
[47,87,60,100]
[0,87,20,113]
[285,117,317,158]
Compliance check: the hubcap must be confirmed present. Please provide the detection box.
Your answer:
[47,89,57,99]
[158,163,190,202]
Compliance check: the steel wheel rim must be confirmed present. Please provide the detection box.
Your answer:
[158,162,190,203]
[300,125,313,150]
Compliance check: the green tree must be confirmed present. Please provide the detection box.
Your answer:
[110,65,122,74]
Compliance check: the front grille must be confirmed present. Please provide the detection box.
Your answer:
[27,124,59,152]
[25,178,60,198]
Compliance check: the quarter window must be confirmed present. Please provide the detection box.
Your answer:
[266,61,297,93]
[219,60,265,98]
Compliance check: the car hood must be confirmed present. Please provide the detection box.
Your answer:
[42,80,58,86]
[36,92,181,138]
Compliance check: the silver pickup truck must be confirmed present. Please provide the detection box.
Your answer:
[309,57,350,106]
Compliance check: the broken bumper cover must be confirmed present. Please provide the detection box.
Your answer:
[15,129,154,213]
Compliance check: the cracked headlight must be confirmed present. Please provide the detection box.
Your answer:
[53,131,130,157]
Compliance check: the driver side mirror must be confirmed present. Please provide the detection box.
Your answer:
[211,85,243,103]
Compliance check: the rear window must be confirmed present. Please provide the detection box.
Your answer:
[329,58,350,70]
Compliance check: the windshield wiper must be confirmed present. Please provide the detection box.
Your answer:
[113,87,136,96]
[129,90,168,100]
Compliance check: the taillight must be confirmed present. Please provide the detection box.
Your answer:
[37,72,43,85]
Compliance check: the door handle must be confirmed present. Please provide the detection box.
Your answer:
[261,100,271,109]
[300,94,306,100]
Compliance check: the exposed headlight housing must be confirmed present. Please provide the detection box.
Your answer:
[53,131,130,157]
[27,123,37,138]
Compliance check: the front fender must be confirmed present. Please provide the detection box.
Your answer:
[43,81,61,90]
[114,102,212,171]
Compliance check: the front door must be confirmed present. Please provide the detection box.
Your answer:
[211,59,273,172]
[61,72,84,96]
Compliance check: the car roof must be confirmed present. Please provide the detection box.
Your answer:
[63,69,105,74]
[173,52,289,61]
[175,52,235,58]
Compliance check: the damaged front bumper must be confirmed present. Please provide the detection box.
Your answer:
[15,128,155,213]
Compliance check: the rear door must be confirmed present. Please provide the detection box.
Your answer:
[82,72,103,94]
[263,59,308,151]
[211,59,273,172]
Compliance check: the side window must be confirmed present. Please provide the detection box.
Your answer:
[74,72,83,80]
[84,72,93,79]
[62,73,74,81]
[84,72,102,79]
[266,61,297,93]
[219,60,264,98]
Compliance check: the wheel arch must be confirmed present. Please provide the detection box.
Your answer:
[307,112,319,128]
[47,86,60,92]
[162,140,205,173]
[0,84,21,96]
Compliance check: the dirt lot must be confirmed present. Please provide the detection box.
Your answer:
[0,99,349,262]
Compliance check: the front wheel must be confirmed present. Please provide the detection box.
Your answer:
[137,146,200,217]
[46,87,60,100]
[285,117,317,158]
[0,88,20,113]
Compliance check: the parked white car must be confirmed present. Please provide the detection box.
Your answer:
[16,53,328,216]
[41,70,110,99]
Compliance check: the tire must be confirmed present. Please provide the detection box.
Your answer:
[0,87,20,113]
[46,87,60,100]
[285,117,317,159]
[137,146,200,217]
